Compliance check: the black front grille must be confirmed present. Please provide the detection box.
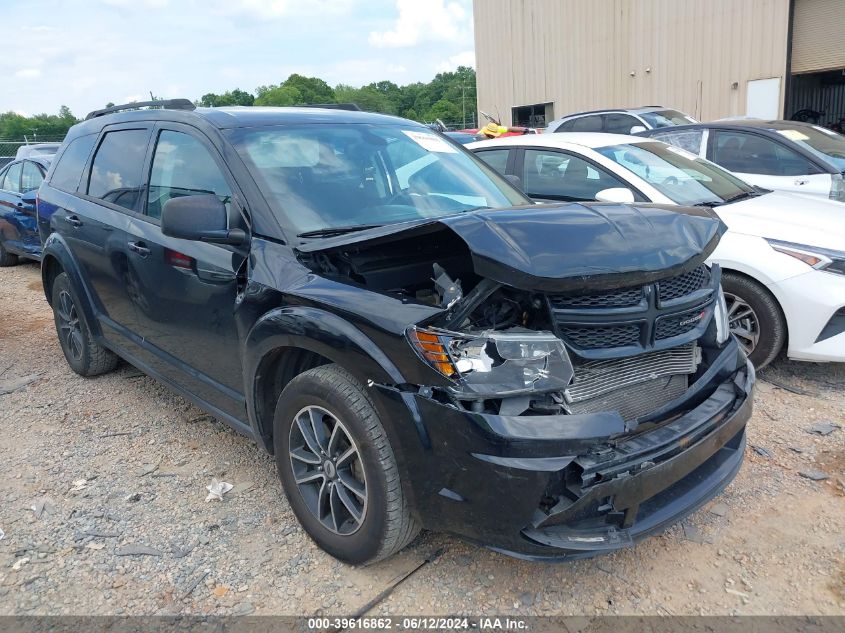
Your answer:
[549,265,717,357]
[553,286,643,309]
[655,305,710,340]
[560,324,641,349]
[658,266,710,303]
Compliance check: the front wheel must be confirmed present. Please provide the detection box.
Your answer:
[722,272,786,369]
[274,364,420,565]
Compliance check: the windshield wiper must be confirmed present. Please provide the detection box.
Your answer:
[297,224,383,239]
[720,191,760,205]
[693,190,759,208]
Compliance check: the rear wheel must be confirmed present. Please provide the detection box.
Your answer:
[51,272,119,376]
[0,242,18,267]
[722,272,786,369]
[274,364,419,565]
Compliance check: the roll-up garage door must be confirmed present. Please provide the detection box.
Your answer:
[791,0,845,74]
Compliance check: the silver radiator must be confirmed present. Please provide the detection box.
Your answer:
[564,344,700,420]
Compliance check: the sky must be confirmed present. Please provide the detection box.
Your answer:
[2,0,475,118]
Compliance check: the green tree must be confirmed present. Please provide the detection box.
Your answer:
[425,99,462,125]
[0,106,79,140]
[281,74,335,104]
[334,84,394,114]
[199,88,255,107]
[254,85,303,107]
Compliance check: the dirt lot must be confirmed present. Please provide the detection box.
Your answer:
[0,261,843,617]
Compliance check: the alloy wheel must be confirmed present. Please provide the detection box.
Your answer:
[724,292,760,356]
[56,290,84,361]
[288,405,368,535]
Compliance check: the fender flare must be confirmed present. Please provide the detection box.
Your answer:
[242,305,410,442]
[40,233,104,338]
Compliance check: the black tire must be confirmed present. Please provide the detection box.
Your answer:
[722,271,786,369]
[51,272,119,377]
[273,364,420,565]
[0,242,18,267]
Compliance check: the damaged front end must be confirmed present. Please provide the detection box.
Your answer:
[296,202,753,558]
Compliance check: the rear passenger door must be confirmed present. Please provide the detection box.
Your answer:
[18,161,46,253]
[707,129,830,197]
[122,123,248,418]
[69,125,153,341]
[0,162,26,254]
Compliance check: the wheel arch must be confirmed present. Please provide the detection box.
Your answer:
[720,266,790,349]
[40,234,103,337]
[243,306,407,454]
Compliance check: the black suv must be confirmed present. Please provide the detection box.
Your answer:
[36,100,754,564]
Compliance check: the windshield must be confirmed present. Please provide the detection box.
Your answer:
[774,125,845,171]
[228,124,529,236]
[596,141,755,205]
[639,110,698,129]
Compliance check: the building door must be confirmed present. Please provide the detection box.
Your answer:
[746,78,782,119]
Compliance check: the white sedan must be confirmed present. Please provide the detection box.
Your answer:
[468,133,845,367]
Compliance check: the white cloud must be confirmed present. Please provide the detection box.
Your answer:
[15,68,42,78]
[209,0,351,20]
[369,0,472,48]
[437,50,475,72]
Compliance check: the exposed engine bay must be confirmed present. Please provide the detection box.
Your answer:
[297,209,726,422]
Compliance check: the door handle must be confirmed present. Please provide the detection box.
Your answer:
[794,179,809,186]
[67,215,83,228]
[128,241,150,257]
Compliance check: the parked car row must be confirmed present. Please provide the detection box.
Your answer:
[0,155,50,265]
[465,104,845,368]
[7,99,755,566]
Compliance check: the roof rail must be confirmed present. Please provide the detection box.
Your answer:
[301,103,361,111]
[85,98,196,120]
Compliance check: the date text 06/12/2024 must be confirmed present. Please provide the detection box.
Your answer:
[307,617,528,630]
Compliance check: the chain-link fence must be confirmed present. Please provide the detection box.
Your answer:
[0,136,66,168]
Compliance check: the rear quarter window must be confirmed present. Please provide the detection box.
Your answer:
[49,134,97,193]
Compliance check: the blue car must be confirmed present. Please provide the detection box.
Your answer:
[0,156,50,265]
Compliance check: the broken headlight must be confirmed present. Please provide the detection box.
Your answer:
[408,327,574,397]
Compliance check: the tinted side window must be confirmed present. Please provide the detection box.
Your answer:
[50,134,97,193]
[21,161,44,193]
[602,114,641,134]
[88,129,150,211]
[522,149,628,200]
[2,162,22,193]
[474,149,509,175]
[651,130,705,154]
[146,130,231,220]
[566,115,603,133]
[712,131,817,176]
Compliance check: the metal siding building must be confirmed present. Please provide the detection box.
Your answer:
[474,0,845,126]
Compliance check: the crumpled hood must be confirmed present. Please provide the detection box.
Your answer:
[297,202,726,292]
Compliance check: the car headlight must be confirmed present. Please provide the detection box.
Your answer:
[408,327,574,397]
[766,239,845,277]
[714,286,730,345]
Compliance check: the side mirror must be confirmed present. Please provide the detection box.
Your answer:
[630,125,647,135]
[20,190,38,206]
[595,187,636,204]
[504,174,523,190]
[161,195,246,245]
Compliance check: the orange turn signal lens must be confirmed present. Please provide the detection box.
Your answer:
[408,328,457,378]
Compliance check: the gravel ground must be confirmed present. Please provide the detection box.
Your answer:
[1,261,843,616]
